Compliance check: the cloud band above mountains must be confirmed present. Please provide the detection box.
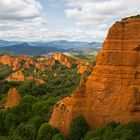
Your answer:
[0,0,140,42]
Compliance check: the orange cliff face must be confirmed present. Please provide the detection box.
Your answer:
[53,52,90,74]
[77,61,90,74]
[6,70,25,81]
[49,16,140,134]
[0,55,34,71]
[5,88,21,109]
[54,52,72,68]
[0,55,13,65]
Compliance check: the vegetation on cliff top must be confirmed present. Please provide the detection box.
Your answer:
[116,15,140,24]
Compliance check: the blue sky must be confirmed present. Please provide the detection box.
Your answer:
[41,0,77,33]
[0,0,140,42]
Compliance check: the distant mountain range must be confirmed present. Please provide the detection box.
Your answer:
[0,40,102,56]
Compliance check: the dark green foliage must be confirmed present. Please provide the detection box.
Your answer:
[10,135,23,140]
[0,63,12,80]
[52,133,65,140]
[0,111,6,135]
[42,62,80,97]
[37,123,59,140]
[0,56,85,140]
[29,116,44,130]
[21,95,37,104]
[83,131,96,140]
[0,93,60,139]
[0,58,80,98]
[18,81,44,96]
[5,113,19,133]
[122,15,140,21]
[83,121,140,140]
[0,81,21,94]
[13,123,36,140]
[68,116,89,140]
[22,64,35,76]
[18,62,80,97]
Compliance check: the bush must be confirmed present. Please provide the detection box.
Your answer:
[21,95,37,104]
[10,135,23,140]
[0,63,13,80]
[37,123,59,140]
[84,131,95,140]
[83,121,140,140]
[5,113,19,132]
[29,116,45,130]
[13,123,36,140]
[68,116,89,140]
[52,133,65,140]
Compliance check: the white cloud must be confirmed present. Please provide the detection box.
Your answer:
[65,0,140,41]
[0,0,42,20]
[0,0,140,42]
[65,0,140,25]
[0,0,49,41]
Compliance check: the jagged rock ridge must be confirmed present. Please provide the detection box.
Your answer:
[5,88,21,109]
[49,16,140,134]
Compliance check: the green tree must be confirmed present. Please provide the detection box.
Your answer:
[0,111,6,135]
[21,95,37,104]
[29,116,44,131]
[84,131,95,140]
[68,116,89,140]
[37,123,59,140]
[10,135,23,140]
[52,133,64,140]
[5,113,18,133]
[14,123,36,140]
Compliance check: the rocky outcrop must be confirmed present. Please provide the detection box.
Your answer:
[26,76,45,85]
[6,70,25,81]
[49,16,140,134]
[54,52,72,68]
[77,61,90,74]
[5,88,21,109]
[34,62,46,71]
[0,55,13,65]
[53,52,90,74]
[12,57,21,70]
[47,57,56,66]
[35,78,46,85]
[0,55,34,71]
[23,61,30,69]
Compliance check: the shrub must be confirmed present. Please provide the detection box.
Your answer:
[84,131,95,140]
[10,135,23,140]
[52,133,65,140]
[37,123,59,140]
[13,123,36,140]
[68,116,89,140]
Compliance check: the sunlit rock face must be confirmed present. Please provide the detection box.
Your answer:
[5,88,21,109]
[49,16,140,134]
[54,52,72,68]
[0,55,13,65]
[54,52,90,74]
[6,70,25,81]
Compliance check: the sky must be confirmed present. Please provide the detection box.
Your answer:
[0,0,140,42]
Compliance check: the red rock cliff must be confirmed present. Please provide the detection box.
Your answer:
[49,16,140,134]
[6,70,25,81]
[0,55,13,65]
[5,88,21,109]
[54,52,72,68]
